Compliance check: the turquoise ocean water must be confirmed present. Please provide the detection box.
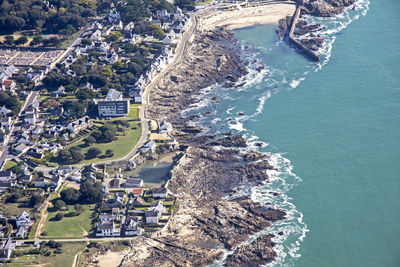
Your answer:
[191,0,400,266]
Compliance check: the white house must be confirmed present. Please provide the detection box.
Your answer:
[149,200,166,214]
[0,106,11,116]
[90,29,102,41]
[24,113,37,125]
[123,217,142,236]
[0,238,15,261]
[16,211,31,228]
[125,178,143,188]
[67,116,92,135]
[141,140,156,152]
[0,171,15,182]
[14,143,29,154]
[159,121,173,134]
[33,178,48,188]
[2,80,16,91]
[152,187,168,198]
[96,222,120,237]
[145,211,159,224]
[99,213,115,223]
[162,35,174,45]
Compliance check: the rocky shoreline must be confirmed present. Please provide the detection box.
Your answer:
[120,1,356,266]
[120,29,286,266]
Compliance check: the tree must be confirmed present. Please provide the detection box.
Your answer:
[30,35,43,46]
[87,147,101,159]
[4,35,14,46]
[105,149,114,157]
[174,0,195,10]
[61,188,81,204]
[95,172,104,180]
[70,148,84,162]
[108,31,122,42]
[80,38,92,45]
[79,181,103,204]
[55,213,64,221]
[54,200,66,211]
[76,88,95,101]
[102,130,115,143]
[7,193,21,203]
[15,36,28,46]
[57,149,72,163]
[112,60,124,70]
[91,130,102,140]
[84,136,96,146]
[30,193,44,207]
[74,204,84,214]
[150,24,165,39]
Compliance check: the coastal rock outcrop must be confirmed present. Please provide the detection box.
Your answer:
[120,29,286,266]
[225,234,277,267]
[300,0,355,17]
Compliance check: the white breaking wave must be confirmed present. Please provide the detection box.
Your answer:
[308,0,371,69]
[209,2,371,266]
[289,77,305,89]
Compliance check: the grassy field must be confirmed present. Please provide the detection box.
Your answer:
[65,106,141,165]
[39,242,87,267]
[0,202,34,218]
[2,160,17,170]
[42,204,95,239]
[5,242,87,267]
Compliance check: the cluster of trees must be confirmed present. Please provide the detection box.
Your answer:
[56,124,118,163]
[60,180,104,204]
[2,35,28,46]
[90,123,117,143]
[29,36,62,47]
[0,0,98,35]
[117,0,174,24]
[56,146,84,164]
[43,69,108,91]
[0,91,21,116]
[174,0,196,11]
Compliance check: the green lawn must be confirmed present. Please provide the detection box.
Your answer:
[39,242,87,267]
[42,204,95,239]
[2,160,17,170]
[0,202,34,218]
[197,0,214,5]
[65,106,141,165]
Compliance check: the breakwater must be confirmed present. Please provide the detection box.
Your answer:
[288,5,320,61]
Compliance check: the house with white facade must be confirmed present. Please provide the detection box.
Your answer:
[95,89,130,118]
[152,187,168,198]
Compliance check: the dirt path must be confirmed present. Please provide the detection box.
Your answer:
[35,201,50,239]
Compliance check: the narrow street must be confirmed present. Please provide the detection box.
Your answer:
[0,91,39,167]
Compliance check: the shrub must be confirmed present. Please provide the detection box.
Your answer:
[55,213,64,221]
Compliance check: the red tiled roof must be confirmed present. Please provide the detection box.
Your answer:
[2,80,12,87]
[132,188,143,194]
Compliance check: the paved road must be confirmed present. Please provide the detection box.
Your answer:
[66,14,198,167]
[23,236,144,243]
[0,91,39,168]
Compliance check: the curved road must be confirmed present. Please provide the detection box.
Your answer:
[70,14,198,167]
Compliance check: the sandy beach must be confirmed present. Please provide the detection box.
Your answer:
[198,3,296,30]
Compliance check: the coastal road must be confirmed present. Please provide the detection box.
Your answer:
[103,14,198,164]
[65,14,198,167]
[0,91,39,168]
[23,236,145,243]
